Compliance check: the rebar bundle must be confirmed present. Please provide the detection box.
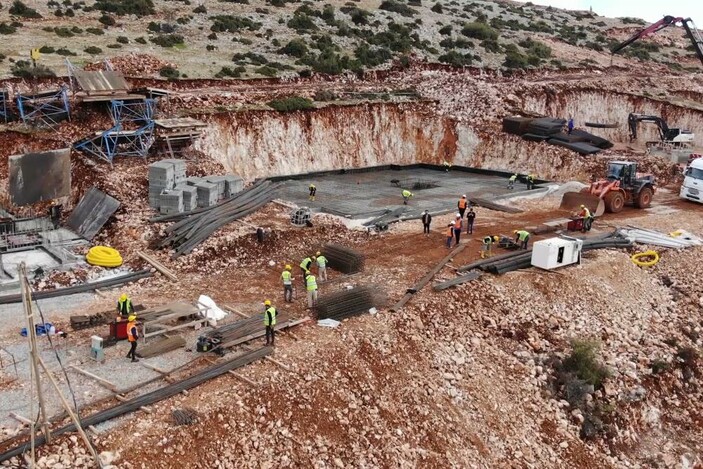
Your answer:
[323,243,365,274]
[172,407,199,426]
[315,286,376,321]
[152,180,283,257]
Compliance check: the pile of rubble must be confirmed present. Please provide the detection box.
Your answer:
[85,54,176,76]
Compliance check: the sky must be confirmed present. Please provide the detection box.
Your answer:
[516,0,703,24]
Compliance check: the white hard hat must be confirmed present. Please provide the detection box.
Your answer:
[456,213,461,218]
[462,194,466,198]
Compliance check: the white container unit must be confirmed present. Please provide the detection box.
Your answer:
[531,237,583,270]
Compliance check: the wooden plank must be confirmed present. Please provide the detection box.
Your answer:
[390,244,466,312]
[204,358,260,386]
[143,318,206,340]
[9,412,32,425]
[432,272,482,291]
[69,366,118,392]
[223,304,250,318]
[137,251,178,282]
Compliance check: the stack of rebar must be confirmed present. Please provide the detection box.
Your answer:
[315,286,376,320]
[200,312,292,349]
[323,243,365,274]
[137,335,186,358]
[172,407,199,425]
[151,180,283,257]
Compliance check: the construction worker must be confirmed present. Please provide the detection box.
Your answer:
[263,300,277,346]
[282,265,293,303]
[514,229,531,249]
[481,235,500,259]
[300,256,312,284]
[567,116,575,135]
[446,223,454,249]
[256,227,265,243]
[526,174,535,190]
[315,251,328,282]
[453,214,463,245]
[458,195,468,218]
[421,210,432,235]
[117,293,134,318]
[309,183,316,201]
[126,314,139,362]
[306,272,318,308]
[466,207,476,234]
[402,189,413,205]
[578,204,593,232]
[508,173,517,190]
[443,160,451,172]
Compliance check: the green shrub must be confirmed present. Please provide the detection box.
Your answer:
[461,22,497,40]
[65,7,75,16]
[431,2,442,13]
[86,27,105,35]
[294,4,320,17]
[94,0,155,16]
[99,14,115,26]
[267,96,314,112]
[518,38,551,58]
[369,23,415,53]
[378,0,417,17]
[560,340,610,388]
[84,45,103,54]
[116,35,129,44]
[193,4,206,13]
[0,22,18,34]
[287,13,317,31]
[354,44,392,67]
[9,0,42,18]
[481,38,499,52]
[232,51,268,64]
[256,65,277,77]
[72,26,83,33]
[210,15,262,33]
[438,50,472,67]
[280,39,308,57]
[55,9,65,17]
[107,43,122,48]
[176,16,191,25]
[135,36,147,44]
[39,45,56,53]
[150,34,184,47]
[503,50,529,68]
[620,17,646,25]
[321,5,336,25]
[159,65,180,79]
[438,25,452,35]
[313,89,337,101]
[11,60,56,78]
[57,47,76,55]
[54,27,74,37]
[215,65,246,78]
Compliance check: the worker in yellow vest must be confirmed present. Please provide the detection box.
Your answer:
[445,223,454,249]
[481,235,500,259]
[263,300,277,346]
[402,189,413,205]
[508,174,517,190]
[514,229,531,249]
[300,256,312,285]
[126,314,139,362]
[306,273,318,308]
[309,184,316,201]
[117,293,134,317]
[315,251,328,282]
[281,265,293,303]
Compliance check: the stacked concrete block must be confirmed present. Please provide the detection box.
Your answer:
[159,189,184,215]
[186,177,204,186]
[161,159,187,186]
[223,175,244,197]
[205,176,227,200]
[148,161,176,209]
[195,182,219,208]
[175,184,198,212]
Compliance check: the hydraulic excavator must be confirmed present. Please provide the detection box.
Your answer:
[627,113,695,148]
[560,161,656,215]
[610,15,703,67]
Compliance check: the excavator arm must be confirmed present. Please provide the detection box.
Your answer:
[611,15,682,55]
[628,113,669,141]
[681,18,703,66]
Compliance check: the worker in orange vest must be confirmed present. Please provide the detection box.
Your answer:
[126,314,139,363]
[453,214,463,245]
[458,195,468,218]
[445,223,454,248]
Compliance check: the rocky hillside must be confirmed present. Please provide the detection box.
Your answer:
[0,0,697,79]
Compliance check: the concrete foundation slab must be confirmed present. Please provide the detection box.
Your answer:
[275,168,530,218]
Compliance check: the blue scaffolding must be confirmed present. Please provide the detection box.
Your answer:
[15,87,70,129]
[110,99,156,126]
[73,122,155,164]
[0,89,8,123]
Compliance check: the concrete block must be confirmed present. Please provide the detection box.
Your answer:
[223,174,244,197]
[159,189,183,215]
[195,182,218,208]
[176,184,198,212]
[205,176,227,200]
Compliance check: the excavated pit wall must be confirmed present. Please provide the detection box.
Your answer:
[195,102,594,182]
[520,88,703,147]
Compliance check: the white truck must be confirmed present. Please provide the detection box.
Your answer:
[680,156,703,203]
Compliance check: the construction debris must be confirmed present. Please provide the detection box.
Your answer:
[137,335,186,359]
[314,286,377,321]
[66,187,121,240]
[620,227,703,248]
[322,243,365,274]
[432,271,482,291]
[137,251,178,281]
[172,407,199,426]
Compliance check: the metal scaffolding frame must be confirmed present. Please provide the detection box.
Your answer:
[110,98,156,126]
[74,122,155,164]
[15,87,70,129]
[0,89,8,123]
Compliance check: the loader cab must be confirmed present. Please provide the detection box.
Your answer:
[606,161,636,184]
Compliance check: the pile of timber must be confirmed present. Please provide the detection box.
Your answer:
[71,304,146,330]
[323,243,365,274]
[202,313,306,350]
[0,348,272,463]
[152,180,283,257]
[138,301,203,341]
[137,335,186,358]
[315,286,377,321]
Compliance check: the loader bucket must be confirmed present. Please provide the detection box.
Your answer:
[559,192,605,217]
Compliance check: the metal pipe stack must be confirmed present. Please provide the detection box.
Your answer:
[315,286,376,320]
[152,180,283,257]
[323,243,365,274]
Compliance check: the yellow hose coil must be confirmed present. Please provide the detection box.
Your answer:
[631,250,659,267]
[86,246,123,268]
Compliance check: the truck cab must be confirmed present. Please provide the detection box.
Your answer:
[680,156,703,203]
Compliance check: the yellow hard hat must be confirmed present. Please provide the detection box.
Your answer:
[513,230,518,234]
[316,251,321,256]
[493,236,500,242]
[285,264,291,270]
[580,204,585,208]
[264,300,271,306]
[120,293,128,301]
[128,314,137,322]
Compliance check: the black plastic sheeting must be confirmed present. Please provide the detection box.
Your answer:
[66,187,120,240]
[547,139,602,155]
